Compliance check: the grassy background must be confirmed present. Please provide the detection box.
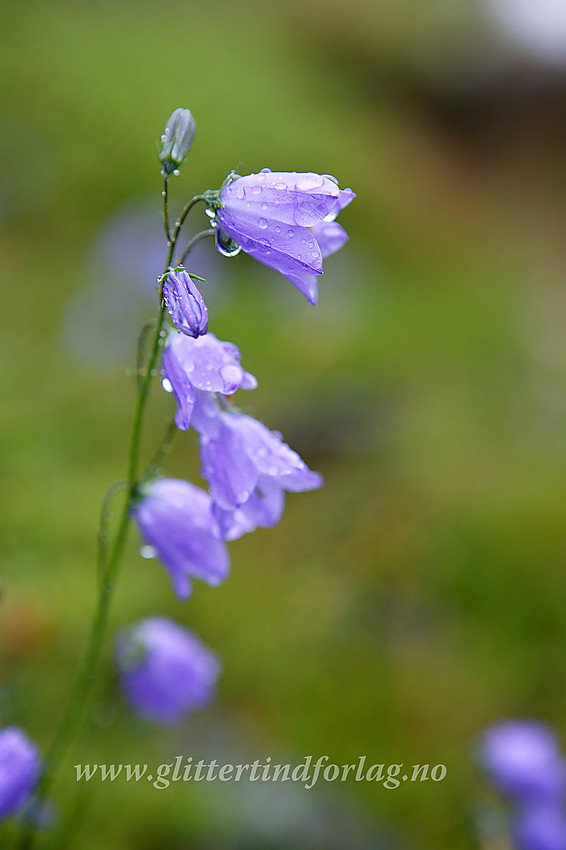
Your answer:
[2,0,566,847]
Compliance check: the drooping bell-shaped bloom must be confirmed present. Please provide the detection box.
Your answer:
[513,805,566,850]
[0,727,41,821]
[159,108,196,175]
[131,478,229,600]
[116,618,221,724]
[479,721,566,802]
[216,169,355,304]
[162,268,208,337]
[162,332,257,431]
[194,399,322,538]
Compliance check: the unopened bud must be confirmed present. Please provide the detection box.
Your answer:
[162,268,208,337]
[159,108,196,175]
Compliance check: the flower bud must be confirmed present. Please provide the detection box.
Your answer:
[162,268,208,337]
[159,108,196,175]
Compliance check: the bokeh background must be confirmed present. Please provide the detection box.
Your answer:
[2,0,566,847]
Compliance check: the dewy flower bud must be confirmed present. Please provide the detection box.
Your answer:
[162,268,208,337]
[159,108,196,175]
[0,727,41,821]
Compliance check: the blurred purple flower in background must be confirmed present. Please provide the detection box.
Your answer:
[162,332,257,430]
[514,805,566,850]
[216,169,355,304]
[478,721,566,850]
[0,727,41,821]
[115,618,220,724]
[131,478,229,600]
[480,721,566,801]
[162,268,208,338]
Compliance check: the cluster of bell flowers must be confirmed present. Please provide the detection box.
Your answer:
[0,144,355,819]
[122,164,355,724]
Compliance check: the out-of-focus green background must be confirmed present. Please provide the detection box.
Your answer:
[2,0,566,847]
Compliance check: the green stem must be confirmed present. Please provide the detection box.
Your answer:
[162,174,171,242]
[176,228,215,266]
[18,189,208,850]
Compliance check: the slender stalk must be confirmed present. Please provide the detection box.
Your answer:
[96,480,128,586]
[18,189,209,850]
[177,228,215,266]
[141,418,177,483]
[173,194,206,240]
[162,174,171,242]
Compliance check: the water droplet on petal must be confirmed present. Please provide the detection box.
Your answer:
[288,228,295,237]
[275,181,287,191]
[258,217,268,229]
[274,225,281,233]
[295,173,324,191]
[162,378,173,393]
[260,167,272,173]
[140,545,157,559]
[251,185,261,195]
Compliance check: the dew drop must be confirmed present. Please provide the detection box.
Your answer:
[274,225,281,233]
[140,545,156,560]
[287,228,295,237]
[221,364,241,386]
[251,185,261,195]
[258,217,268,229]
[274,181,287,191]
[162,378,173,393]
[173,169,180,176]
[295,173,324,191]
[260,167,272,173]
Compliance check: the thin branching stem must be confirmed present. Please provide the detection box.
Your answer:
[18,182,211,850]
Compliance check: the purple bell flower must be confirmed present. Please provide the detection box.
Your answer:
[216,169,355,304]
[116,618,221,724]
[194,401,322,538]
[0,727,41,821]
[514,805,566,850]
[162,268,208,337]
[479,721,566,802]
[162,332,257,431]
[131,478,230,600]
